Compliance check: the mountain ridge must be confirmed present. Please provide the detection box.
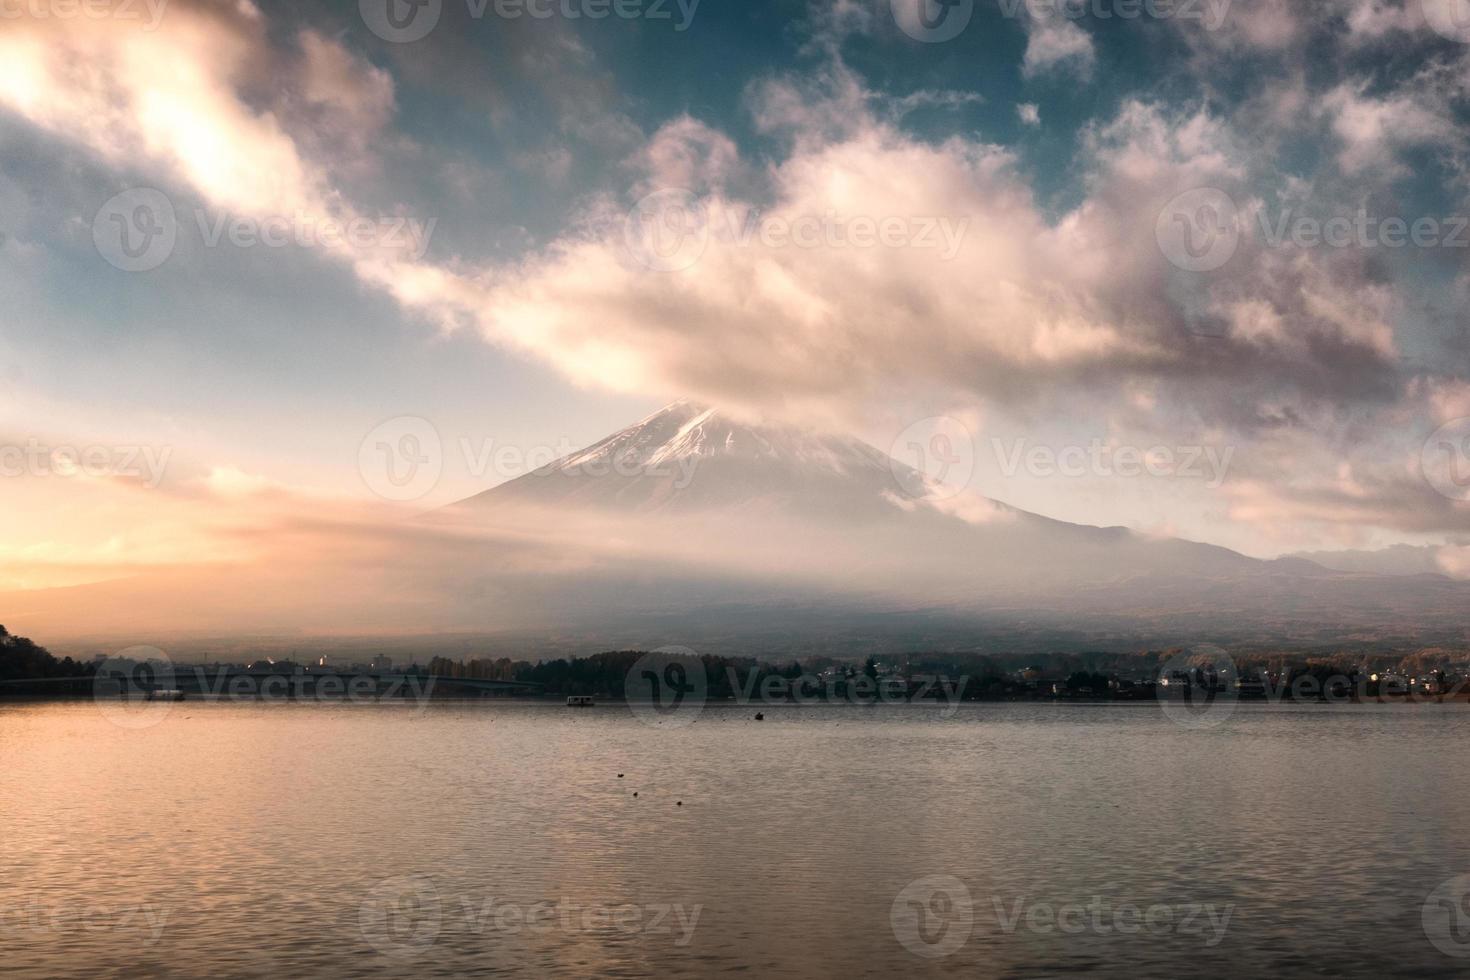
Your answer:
[17,403,1470,654]
[453,401,1322,578]
[455,400,936,519]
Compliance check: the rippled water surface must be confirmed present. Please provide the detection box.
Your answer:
[4,700,1470,978]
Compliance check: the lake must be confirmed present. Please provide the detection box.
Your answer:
[3,699,1470,977]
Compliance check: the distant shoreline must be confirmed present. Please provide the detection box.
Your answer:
[7,692,1470,706]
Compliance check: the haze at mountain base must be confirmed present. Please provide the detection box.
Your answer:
[7,403,1469,657]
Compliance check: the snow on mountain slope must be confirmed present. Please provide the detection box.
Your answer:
[449,401,1285,586]
[458,401,937,518]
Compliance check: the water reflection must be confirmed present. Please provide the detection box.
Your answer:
[3,701,1469,977]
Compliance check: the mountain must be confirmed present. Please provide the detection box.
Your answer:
[11,402,1470,657]
[458,401,931,519]
[456,400,1279,579]
[436,401,1470,654]
[1287,544,1456,578]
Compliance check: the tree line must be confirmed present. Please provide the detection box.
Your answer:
[0,626,94,681]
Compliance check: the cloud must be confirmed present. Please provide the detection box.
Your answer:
[634,117,744,195]
[1,0,1463,558]
[1321,81,1459,177]
[1213,0,1301,51]
[1020,6,1096,77]
[0,2,1408,439]
[1435,544,1470,579]
[0,2,312,215]
[1345,0,1423,41]
[0,0,436,302]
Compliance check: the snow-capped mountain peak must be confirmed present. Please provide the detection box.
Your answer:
[460,400,928,515]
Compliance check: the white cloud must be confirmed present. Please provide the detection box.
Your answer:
[1322,82,1457,176]
[0,0,1455,554]
[1021,7,1096,77]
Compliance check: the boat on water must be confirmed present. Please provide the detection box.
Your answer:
[146,689,186,701]
[566,696,595,707]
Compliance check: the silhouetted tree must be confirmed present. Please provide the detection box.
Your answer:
[0,626,93,682]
